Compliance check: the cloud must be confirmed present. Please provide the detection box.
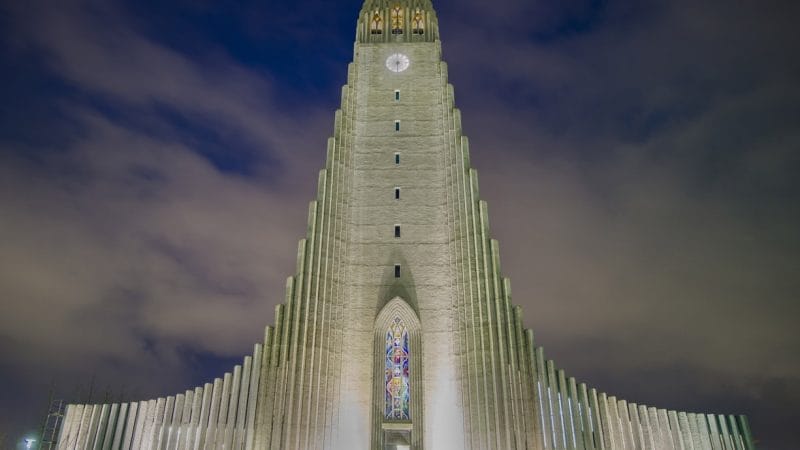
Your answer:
[1,0,798,448]
[437,0,800,446]
[0,0,330,435]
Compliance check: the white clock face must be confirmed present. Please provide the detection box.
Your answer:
[386,53,410,72]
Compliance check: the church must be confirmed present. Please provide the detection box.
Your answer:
[53,1,756,449]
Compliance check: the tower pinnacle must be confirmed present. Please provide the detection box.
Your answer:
[357,0,439,43]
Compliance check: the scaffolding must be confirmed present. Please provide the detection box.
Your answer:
[38,398,66,450]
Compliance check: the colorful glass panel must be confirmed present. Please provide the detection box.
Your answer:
[385,317,410,420]
[371,12,383,34]
[391,6,404,34]
[412,9,425,34]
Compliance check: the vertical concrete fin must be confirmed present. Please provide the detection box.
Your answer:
[203,379,222,449]
[619,400,634,450]
[598,393,614,450]
[90,404,110,450]
[121,402,139,450]
[707,413,723,450]
[629,403,645,450]
[101,404,119,450]
[130,402,149,450]
[244,344,263,450]
[111,403,129,450]
[668,410,685,450]
[638,405,654,450]
[333,109,342,140]
[657,409,675,450]
[737,416,755,450]
[234,355,251,450]
[578,384,596,450]
[678,412,695,450]
[586,390,601,450]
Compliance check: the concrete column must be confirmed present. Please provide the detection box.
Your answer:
[647,408,662,450]
[61,404,80,450]
[686,413,702,450]
[233,356,252,450]
[529,337,546,450]
[97,404,115,450]
[618,400,635,450]
[726,415,744,450]
[195,383,214,450]
[90,404,109,450]
[657,409,675,450]
[598,394,614,450]
[546,361,564,449]
[99,404,118,450]
[695,413,714,450]
[121,401,139,450]
[111,403,129,450]
[144,399,160,450]
[130,401,149,450]
[203,378,223,449]
[678,412,694,450]
[245,344,263,450]
[628,403,644,450]
[166,395,185,450]
[222,366,242,450]
[637,405,654,450]
[75,404,97,450]
[557,370,575,450]
[668,411,685,450]
[736,416,755,450]
[578,384,595,450]
[589,389,605,450]
[143,398,162,450]
[217,373,232,438]
[517,317,536,450]
[568,378,585,450]
[535,349,552,449]
[706,414,723,450]
[183,387,203,450]
[157,396,175,450]
[173,391,192,450]
[606,396,622,450]
[717,414,733,450]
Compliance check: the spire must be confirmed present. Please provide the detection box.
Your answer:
[356,0,439,43]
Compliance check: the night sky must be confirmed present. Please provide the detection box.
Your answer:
[1,0,798,448]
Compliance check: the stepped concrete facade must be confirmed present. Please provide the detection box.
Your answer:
[54,1,756,449]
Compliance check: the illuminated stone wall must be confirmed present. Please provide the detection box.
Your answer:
[55,1,756,449]
[56,349,263,450]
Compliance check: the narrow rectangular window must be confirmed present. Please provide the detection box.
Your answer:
[395,90,400,101]
[395,120,400,131]
[394,187,400,199]
[395,153,400,164]
[394,264,401,278]
[394,225,401,238]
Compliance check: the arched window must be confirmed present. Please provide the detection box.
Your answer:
[412,9,425,34]
[385,317,410,420]
[391,6,404,34]
[371,12,383,34]
[372,298,421,448]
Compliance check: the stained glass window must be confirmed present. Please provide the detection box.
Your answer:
[385,317,410,420]
[371,12,383,34]
[391,6,404,34]
[412,9,425,34]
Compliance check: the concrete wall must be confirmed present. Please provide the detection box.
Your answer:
[54,1,757,449]
[56,348,263,450]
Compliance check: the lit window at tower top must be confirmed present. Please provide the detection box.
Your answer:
[371,11,382,34]
[391,6,404,34]
[413,9,425,34]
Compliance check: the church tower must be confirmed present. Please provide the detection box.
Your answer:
[53,2,757,449]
